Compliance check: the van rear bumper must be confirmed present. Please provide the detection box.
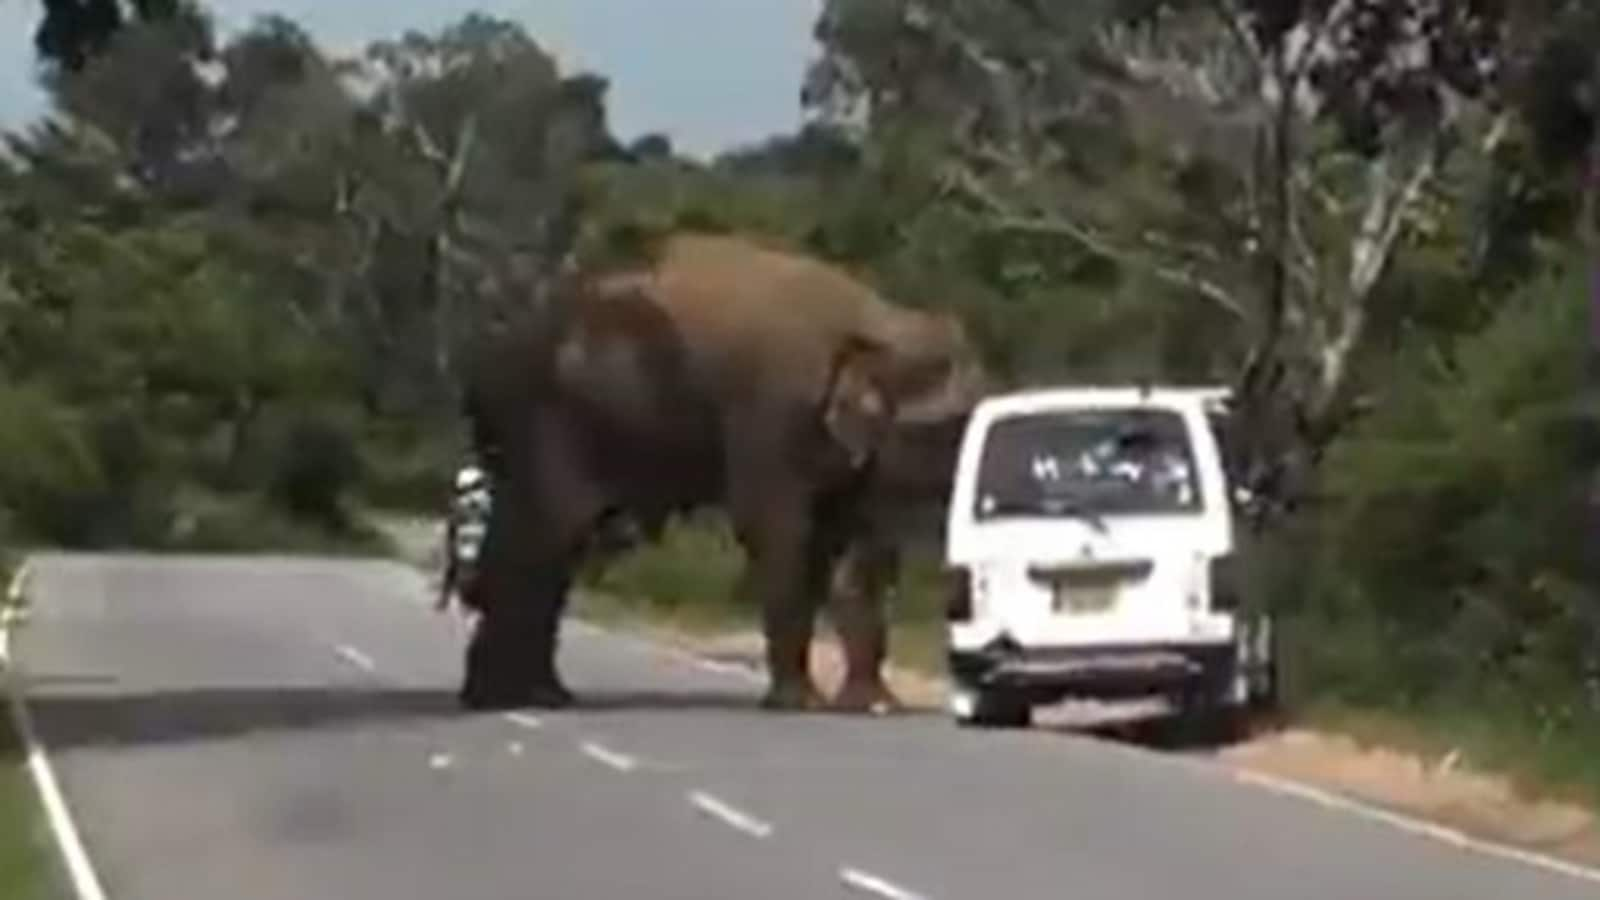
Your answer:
[949,640,1235,699]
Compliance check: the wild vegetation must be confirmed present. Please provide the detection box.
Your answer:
[2,1,1596,801]
[0,705,60,900]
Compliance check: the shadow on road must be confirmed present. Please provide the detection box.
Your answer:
[24,686,461,751]
[1046,710,1291,755]
[565,689,945,720]
[19,681,935,750]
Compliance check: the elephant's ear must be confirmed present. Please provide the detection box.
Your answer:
[819,336,896,470]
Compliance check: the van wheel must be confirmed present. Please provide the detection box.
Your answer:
[1172,675,1248,747]
[958,689,1032,729]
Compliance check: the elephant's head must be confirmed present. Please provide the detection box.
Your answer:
[817,307,991,496]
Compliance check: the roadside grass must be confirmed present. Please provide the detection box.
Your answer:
[577,513,748,631]
[160,489,394,557]
[1,553,62,900]
[1295,696,1600,812]
[0,716,59,900]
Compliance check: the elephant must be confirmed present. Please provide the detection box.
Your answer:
[456,232,991,713]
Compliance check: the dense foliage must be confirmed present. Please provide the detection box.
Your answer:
[4,1,1598,795]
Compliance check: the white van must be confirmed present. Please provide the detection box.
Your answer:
[942,385,1275,730]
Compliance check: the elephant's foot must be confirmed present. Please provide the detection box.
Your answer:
[759,677,826,712]
[525,678,576,709]
[459,673,574,711]
[459,627,575,712]
[829,678,903,716]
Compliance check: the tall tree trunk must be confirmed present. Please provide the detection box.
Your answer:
[1586,98,1600,573]
[1583,74,1600,709]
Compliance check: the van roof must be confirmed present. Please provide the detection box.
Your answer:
[974,384,1232,417]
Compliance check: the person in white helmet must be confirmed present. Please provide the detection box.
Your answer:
[438,461,493,612]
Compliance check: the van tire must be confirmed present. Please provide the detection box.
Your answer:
[1171,695,1243,746]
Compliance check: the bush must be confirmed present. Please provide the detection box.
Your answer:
[0,386,183,547]
[1263,251,1598,794]
[163,489,386,556]
[356,421,459,514]
[581,514,748,621]
[259,408,367,530]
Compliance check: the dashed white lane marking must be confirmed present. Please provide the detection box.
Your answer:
[1232,770,1600,887]
[695,658,758,679]
[579,740,637,772]
[839,867,928,900]
[333,644,376,672]
[688,790,774,839]
[3,559,111,900]
[503,712,544,730]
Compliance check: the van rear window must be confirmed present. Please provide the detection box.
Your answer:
[973,407,1203,521]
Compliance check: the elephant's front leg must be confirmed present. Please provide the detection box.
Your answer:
[458,482,578,711]
[730,494,828,711]
[461,564,575,711]
[827,537,903,714]
[459,427,599,711]
[753,526,831,712]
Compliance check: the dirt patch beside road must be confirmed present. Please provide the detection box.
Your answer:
[1217,729,1600,867]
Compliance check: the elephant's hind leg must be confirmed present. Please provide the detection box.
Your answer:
[826,537,903,714]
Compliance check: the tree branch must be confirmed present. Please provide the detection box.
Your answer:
[1205,0,1265,75]
[443,114,478,199]
[902,0,1027,152]
[1287,0,1355,85]
[1313,121,1450,423]
[942,164,1247,319]
[1348,142,1441,302]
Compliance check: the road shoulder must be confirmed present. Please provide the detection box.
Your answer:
[576,600,1600,873]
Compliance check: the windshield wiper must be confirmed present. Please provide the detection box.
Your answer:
[982,495,1110,534]
[1041,495,1110,534]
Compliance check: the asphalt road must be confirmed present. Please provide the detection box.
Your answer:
[9,552,1598,900]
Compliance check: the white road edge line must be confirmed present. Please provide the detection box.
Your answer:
[839,867,928,900]
[2,560,111,900]
[333,644,376,672]
[5,560,28,604]
[688,790,774,839]
[503,712,543,731]
[1232,769,1600,887]
[579,740,637,772]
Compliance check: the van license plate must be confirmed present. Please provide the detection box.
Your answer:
[1055,585,1115,614]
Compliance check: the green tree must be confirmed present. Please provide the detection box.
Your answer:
[805,0,1568,524]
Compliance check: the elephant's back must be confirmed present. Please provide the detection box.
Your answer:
[628,232,899,389]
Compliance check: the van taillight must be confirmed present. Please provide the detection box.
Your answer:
[1208,555,1240,612]
[944,565,973,622]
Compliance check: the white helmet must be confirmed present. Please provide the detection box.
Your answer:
[454,465,486,492]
